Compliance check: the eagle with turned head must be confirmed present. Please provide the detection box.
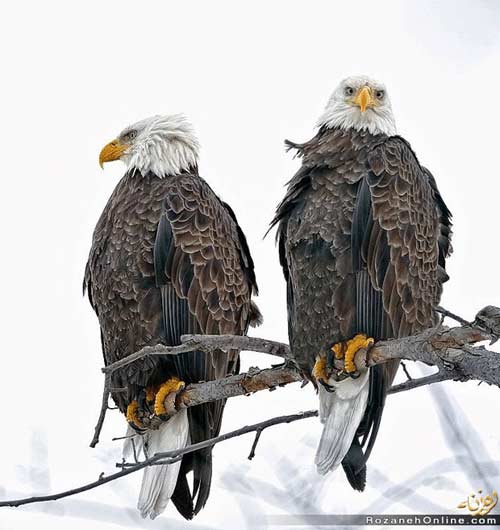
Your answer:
[84,114,261,519]
[271,76,452,489]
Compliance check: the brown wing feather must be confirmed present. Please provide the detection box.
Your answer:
[364,137,449,336]
[158,175,257,343]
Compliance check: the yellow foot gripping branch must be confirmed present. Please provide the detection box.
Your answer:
[332,333,374,375]
[154,377,186,417]
[312,355,330,386]
[126,400,144,429]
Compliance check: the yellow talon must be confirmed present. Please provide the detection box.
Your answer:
[332,342,345,359]
[154,377,186,416]
[312,354,329,384]
[126,400,143,429]
[331,334,374,374]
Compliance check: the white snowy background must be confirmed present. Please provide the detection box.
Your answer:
[1,1,500,529]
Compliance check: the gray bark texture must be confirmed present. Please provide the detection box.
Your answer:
[104,305,500,413]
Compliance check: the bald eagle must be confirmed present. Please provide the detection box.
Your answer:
[271,76,452,489]
[84,114,261,519]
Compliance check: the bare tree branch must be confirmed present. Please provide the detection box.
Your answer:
[179,365,301,405]
[387,371,448,394]
[366,324,499,386]
[0,410,317,508]
[89,306,500,445]
[5,306,498,509]
[102,335,292,374]
[101,308,499,389]
[91,306,500,447]
[172,320,499,407]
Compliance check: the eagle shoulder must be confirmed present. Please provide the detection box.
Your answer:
[155,175,258,336]
[360,135,453,334]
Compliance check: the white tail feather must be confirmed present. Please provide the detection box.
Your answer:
[126,409,190,520]
[315,369,370,475]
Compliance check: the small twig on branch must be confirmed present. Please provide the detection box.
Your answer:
[89,374,111,448]
[387,371,448,395]
[400,361,413,381]
[111,434,136,442]
[0,410,317,508]
[248,429,263,460]
[436,306,471,326]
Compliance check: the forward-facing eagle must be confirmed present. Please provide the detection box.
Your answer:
[271,76,452,489]
[84,114,261,519]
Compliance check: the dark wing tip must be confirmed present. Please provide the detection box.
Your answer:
[171,469,195,520]
[341,439,367,491]
[249,301,263,327]
[263,221,276,240]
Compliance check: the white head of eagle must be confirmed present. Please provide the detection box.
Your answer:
[99,114,200,178]
[317,75,397,136]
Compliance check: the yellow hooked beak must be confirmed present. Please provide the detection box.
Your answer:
[99,139,128,169]
[353,86,375,113]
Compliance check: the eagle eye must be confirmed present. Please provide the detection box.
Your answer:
[122,130,137,142]
[344,86,354,97]
[375,90,385,100]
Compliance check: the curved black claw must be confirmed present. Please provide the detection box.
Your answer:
[318,378,335,393]
[128,421,146,434]
[326,349,335,371]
